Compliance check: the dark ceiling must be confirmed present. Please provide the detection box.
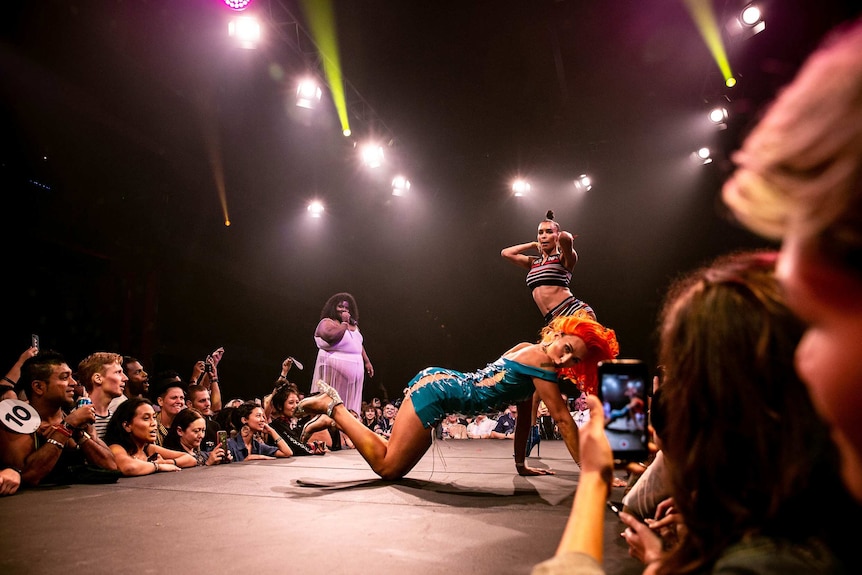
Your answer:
[2,0,860,400]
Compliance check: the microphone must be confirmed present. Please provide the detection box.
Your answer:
[348,317,357,326]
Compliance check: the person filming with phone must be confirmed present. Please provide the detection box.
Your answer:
[533,251,859,575]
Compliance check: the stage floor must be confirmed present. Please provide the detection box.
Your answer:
[0,439,642,575]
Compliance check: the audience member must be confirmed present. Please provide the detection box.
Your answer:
[188,347,224,413]
[466,413,497,439]
[267,381,325,456]
[163,407,231,466]
[374,402,397,439]
[570,392,590,428]
[0,351,117,487]
[186,384,222,451]
[440,413,468,440]
[104,397,195,475]
[108,355,149,413]
[227,401,292,462]
[360,402,379,430]
[490,404,517,439]
[533,251,859,575]
[2,345,38,400]
[149,374,186,446]
[0,467,21,495]
[77,352,127,439]
[721,17,862,506]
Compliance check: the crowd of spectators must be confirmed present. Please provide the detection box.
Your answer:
[0,346,582,496]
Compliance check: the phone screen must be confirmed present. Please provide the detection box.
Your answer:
[597,359,649,463]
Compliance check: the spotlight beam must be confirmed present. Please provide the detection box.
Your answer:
[301,0,349,135]
[683,0,735,86]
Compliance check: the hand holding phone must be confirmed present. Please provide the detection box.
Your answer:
[597,359,649,464]
[217,430,230,463]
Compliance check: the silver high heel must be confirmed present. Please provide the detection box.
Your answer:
[317,380,343,417]
[295,380,343,418]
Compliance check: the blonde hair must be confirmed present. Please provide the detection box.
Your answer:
[77,352,123,393]
[723,18,862,271]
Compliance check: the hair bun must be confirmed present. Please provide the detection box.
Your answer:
[546,210,555,220]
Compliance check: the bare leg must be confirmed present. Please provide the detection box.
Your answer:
[330,395,432,480]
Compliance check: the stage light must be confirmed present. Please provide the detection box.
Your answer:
[361,144,384,168]
[307,201,325,218]
[738,3,766,35]
[709,106,728,124]
[343,129,351,137]
[296,78,322,109]
[512,179,531,197]
[392,175,411,196]
[694,147,713,164]
[740,4,762,26]
[224,0,254,11]
[574,174,592,191]
[228,16,261,49]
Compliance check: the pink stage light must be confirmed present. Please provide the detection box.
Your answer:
[223,0,253,11]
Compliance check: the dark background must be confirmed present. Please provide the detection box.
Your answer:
[2,1,860,402]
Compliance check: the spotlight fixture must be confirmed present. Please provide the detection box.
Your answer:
[708,106,729,124]
[694,147,713,165]
[295,78,322,109]
[307,201,325,218]
[738,3,766,35]
[228,16,261,49]
[361,143,384,168]
[391,175,411,196]
[224,0,254,11]
[512,179,531,197]
[574,174,592,191]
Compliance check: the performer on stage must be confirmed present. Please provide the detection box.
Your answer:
[502,210,596,323]
[295,313,619,480]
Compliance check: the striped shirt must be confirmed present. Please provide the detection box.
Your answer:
[526,253,572,291]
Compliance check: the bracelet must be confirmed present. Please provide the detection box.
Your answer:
[45,438,65,450]
[1,376,16,386]
[515,461,526,468]
[153,461,159,473]
[211,378,219,384]
[52,423,73,438]
[172,459,177,466]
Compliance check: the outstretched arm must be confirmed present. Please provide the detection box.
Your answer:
[551,395,612,560]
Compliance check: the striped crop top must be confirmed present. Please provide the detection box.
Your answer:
[526,253,572,291]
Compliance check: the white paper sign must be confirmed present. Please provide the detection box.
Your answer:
[0,399,41,434]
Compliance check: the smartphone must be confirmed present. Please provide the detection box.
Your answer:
[217,430,229,462]
[597,359,649,464]
[31,334,39,352]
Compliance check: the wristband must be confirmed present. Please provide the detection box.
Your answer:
[515,461,526,468]
[46,438,65,450]
[153,461,159,473]
[1,376,16,386]
[52,423,73,438]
